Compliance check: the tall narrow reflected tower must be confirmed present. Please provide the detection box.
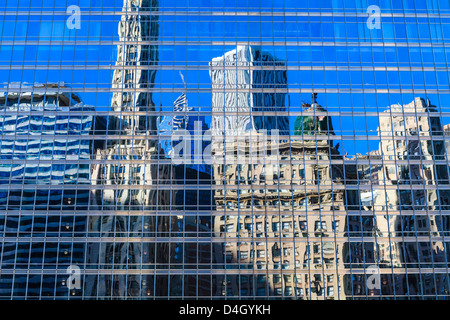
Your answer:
[110,0,159,136]
[86,0,177,299]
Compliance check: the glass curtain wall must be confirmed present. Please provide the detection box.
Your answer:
[0,0,450,300]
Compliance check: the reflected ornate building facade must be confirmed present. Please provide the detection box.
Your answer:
[350,98,450,298]
[211,86,356,298]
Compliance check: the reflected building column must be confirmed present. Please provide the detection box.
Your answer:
[86,0,177,299]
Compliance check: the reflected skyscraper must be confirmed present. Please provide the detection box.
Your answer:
[0,83,95,298]
[86,0,177,298]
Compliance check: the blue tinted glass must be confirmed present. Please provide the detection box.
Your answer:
[0,0,449,302]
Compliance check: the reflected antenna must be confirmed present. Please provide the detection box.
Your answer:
[179,71,186,90]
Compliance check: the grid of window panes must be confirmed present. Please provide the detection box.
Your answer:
[1,0,450,300]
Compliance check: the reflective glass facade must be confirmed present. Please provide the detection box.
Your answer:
[1,0,450,300]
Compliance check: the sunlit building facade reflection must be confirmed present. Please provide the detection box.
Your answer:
[86,0,177,298]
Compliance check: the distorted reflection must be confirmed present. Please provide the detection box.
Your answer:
[1,0,450,301]
[86,0,177,298]
[0,83,95,297]
[347,98,450,298]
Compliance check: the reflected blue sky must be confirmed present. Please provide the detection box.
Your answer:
[0,0,450,155]
[1,0,450,11]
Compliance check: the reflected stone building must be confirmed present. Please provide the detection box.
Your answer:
[210,82,353,298]
[85,0,178,298]
[352,98,450,298]
[444,124,450,161]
